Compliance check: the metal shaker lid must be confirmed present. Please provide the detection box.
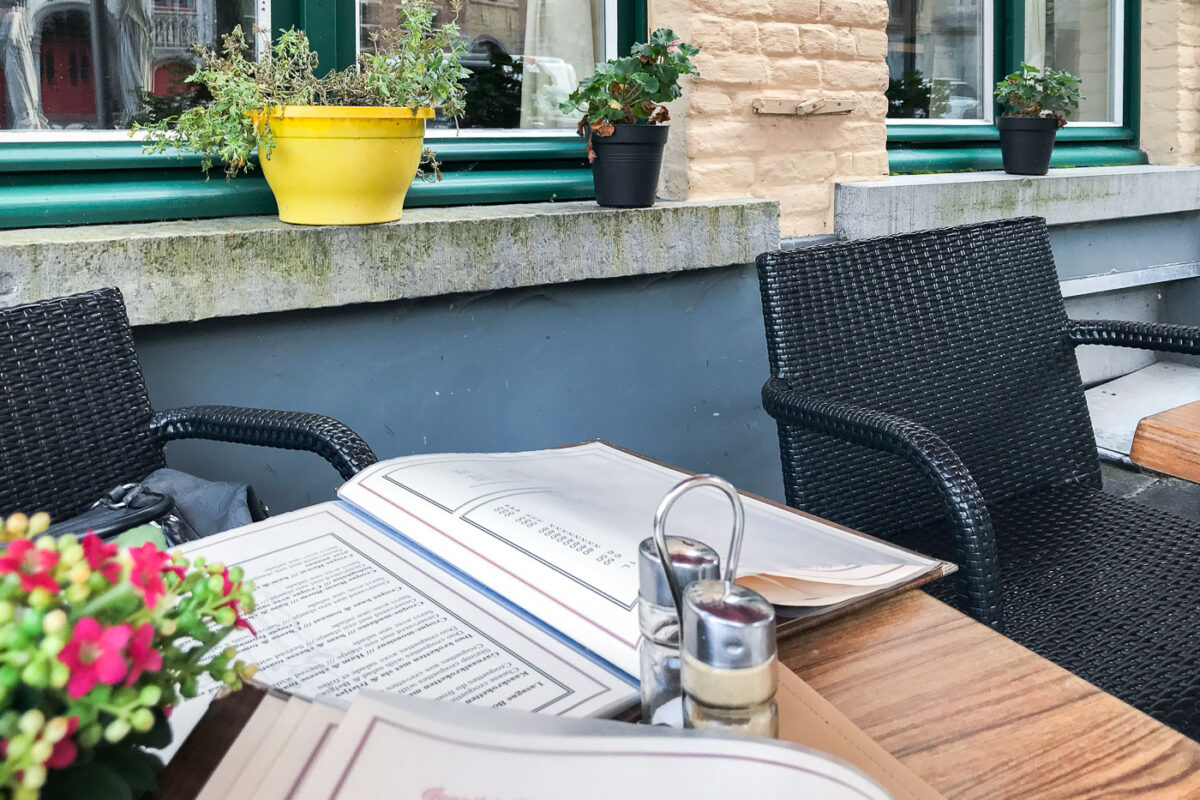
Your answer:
[681,580,776,670]
[638,536,720,608]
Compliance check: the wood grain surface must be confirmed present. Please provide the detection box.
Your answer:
[781,591,1200,799]
[1131,400,1200,482]
[153,591,1200,800]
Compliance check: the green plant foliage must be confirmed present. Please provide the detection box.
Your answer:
[135,0,468,177]
[461,52,523,128]
[886,70,931,118]
[994,61,1082,128]
[558,27,699,146]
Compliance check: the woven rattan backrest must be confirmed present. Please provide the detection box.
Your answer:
[757,217,1100,536]
[0,288,165,520]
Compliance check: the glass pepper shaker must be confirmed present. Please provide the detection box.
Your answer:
[651,474,778,738]
[680,579,778,738]
[638,535,720,726]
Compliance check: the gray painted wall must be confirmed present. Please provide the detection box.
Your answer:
[131,210,1198,515]
[133,265,786,514]
[1049,211,1200,280]
[1052,211,1199,384]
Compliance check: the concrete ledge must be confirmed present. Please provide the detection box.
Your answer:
[834,165,1200,239]
[0,199,780,325]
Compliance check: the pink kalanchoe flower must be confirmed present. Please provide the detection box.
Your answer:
[127,542,171,609]
[124,622,162,685]
[219,569,235,597]
[234,613,257,637]
[0,539,60,594]
[58,618,131,699]
[81,533,121,583]
[46,717,80,770]
[217,568,258,637]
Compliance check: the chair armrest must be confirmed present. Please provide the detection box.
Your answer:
[152,405,378,481]
[1067,319,1200,356]
[761,378,1004,630]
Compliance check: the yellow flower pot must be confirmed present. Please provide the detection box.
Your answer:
[253,106,435,226]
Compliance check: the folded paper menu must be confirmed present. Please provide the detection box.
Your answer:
[165,441,951,758]
[180,664,945,800]
[294,691,891,800]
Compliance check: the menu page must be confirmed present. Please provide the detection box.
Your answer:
[339,441,942,678]
[164,503,635,760]
[293,690,892,800]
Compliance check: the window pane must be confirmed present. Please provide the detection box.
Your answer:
[0,0,256,131]
[1024,0,1117,122]
[885,0,988,120]
[359,0,605,129]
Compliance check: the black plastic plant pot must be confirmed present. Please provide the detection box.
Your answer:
[590,124,670,208]
[997,116,1059,176]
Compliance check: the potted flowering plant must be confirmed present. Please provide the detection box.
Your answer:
[560,29,699,208]
[994,62,1082,176]
[0,512,256,800]
[136,0,468,226]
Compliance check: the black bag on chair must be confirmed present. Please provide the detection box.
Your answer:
[43,469,268,546]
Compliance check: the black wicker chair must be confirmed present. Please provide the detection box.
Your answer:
[0,288,378,521]
[757,216,1200,741]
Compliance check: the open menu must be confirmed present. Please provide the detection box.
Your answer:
[166,441,951,757]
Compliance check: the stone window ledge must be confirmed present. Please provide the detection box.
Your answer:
[0,200,780,326]
[834,165,1200,239]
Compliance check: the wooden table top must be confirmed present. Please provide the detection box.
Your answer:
[781,591,1200,799]
[1130,399,1200,482]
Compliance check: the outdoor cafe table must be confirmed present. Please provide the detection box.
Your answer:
[785,591,1200,799]
[157,589,1200,799]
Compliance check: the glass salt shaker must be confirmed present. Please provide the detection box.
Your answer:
[638,535,720,726]
[651,473,778,738]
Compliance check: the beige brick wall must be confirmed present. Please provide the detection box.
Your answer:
[1140,0,1200,164]
[649,0,890,237]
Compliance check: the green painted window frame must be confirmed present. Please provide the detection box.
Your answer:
[1,0,647,228]
[886,0,1145,173]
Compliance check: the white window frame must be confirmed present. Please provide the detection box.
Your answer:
[885,0,995,127]
[885,0,1127,127]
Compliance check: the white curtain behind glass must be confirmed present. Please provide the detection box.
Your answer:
[520,0,603,128]
[1,6,48,129]
[1024,0,1114,121]
[116,0,153,126]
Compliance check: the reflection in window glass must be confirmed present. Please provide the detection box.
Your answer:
[885,0,987,120]
[0,0,255,130]
[359,0,604,129]
[1024,0,1115,122]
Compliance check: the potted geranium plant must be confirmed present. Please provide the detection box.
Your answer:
[560,29,699,208]
[137,0,468,226]
[994,62,1082,176]
[0,512,256,800]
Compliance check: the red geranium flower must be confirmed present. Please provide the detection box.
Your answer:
[58,617,131,699]
[81,533,121,583]
[124,622,162,685]
[0,539,60,593]
[46,717,80,770]
[127,543,171,609]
